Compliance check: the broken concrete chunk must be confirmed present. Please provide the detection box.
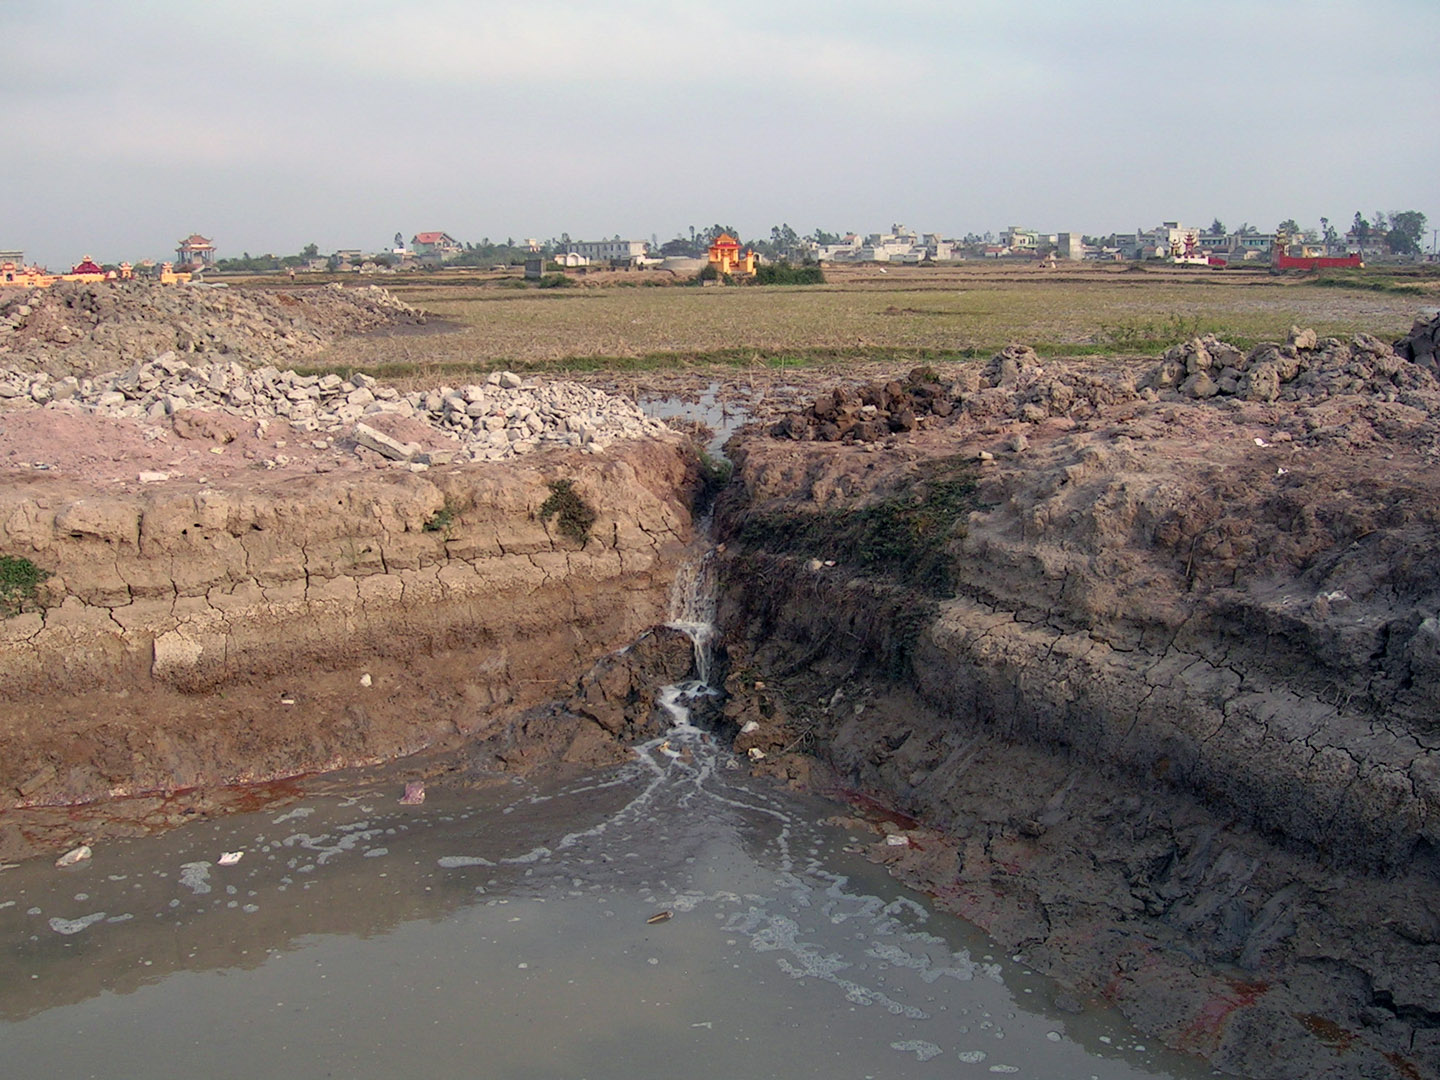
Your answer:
[353,422,419,462]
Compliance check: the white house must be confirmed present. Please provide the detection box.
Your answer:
[569,238,648,264]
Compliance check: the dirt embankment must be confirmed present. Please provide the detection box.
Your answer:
[0,280,424,378]
[713,321,1440,1079]
[0,437,699,858]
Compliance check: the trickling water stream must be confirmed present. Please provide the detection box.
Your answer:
[0,546,1217,1079]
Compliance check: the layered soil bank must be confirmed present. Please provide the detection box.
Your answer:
[713,327,1440,1078]
[0,437,697,853]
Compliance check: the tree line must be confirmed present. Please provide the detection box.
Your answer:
[1210,211,1428,255]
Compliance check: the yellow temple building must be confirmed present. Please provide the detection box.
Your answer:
[707,233,756,277]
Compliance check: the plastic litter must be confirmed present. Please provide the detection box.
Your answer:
[217,851,243,866]
[55,845,92,868]
[646,911,673,924]
[400,780,426,805]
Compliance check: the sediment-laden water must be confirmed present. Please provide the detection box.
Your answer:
[0,699,1216,1080]
[0,553,1218,1079]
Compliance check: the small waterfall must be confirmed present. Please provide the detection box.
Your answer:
[665,542,717,685]
[659,530,720,729]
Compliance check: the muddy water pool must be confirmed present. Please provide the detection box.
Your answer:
[0,716,1217,1079]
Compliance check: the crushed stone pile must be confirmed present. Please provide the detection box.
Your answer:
[0,280,423,377]
[0,354,673,463]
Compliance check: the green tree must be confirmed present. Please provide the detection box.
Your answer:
[1276,218,1300,236]
[700,224,740,246]
[1209,218,1225,236]
[1352,212,1370,242]
[301,242,319,259]
[762,223,801,260]
[1386,210,1427,255]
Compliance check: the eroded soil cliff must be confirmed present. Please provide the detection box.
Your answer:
[713,326,1440,1078]
[0,436,698,859]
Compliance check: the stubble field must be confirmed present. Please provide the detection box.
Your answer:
[292,262,1435,380]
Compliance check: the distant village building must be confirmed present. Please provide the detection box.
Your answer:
[1003,227,1039,255]
[1,261,49,287]
[176,234,216,270]
[554,251,590,268]
[1056,233,1085,260]
[570,238,648,265]
[68,255,106,281]
[411,232,461,259]
[813,226,955,264]
[707,233,756,277]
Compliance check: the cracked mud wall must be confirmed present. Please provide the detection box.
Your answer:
[0,439,696,807]
[714,398,1440,1077]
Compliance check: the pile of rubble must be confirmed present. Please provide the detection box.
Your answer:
[770,367,956,442]
[1144,326,1440,406]
[1395,309,1440,373]
[0,354,674,463]
[766,327,1440,445]
[0,280,424,377]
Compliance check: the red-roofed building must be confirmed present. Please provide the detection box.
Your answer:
[70,256,105,276]
[707,232,756,277]
[411,232,461,258]
[176,234,216,269]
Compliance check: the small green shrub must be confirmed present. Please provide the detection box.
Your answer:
[539,479,597,545]
[423,499,459,534]
[537,273,574,289]
[0,555,51,616]
[753,261,825,285]
[695,450,733,512]
[737,458,977,595]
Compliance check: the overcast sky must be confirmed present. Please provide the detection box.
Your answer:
[4,0,1436,266]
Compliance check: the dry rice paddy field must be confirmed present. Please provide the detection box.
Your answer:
[297,262,1438,379]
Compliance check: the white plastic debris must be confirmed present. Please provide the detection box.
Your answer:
[885,834,911,847]
[55,845,92,868]
[740,720,760,734]
[217,851,243,866]
[359,673,372,687]
[746,747,766,761]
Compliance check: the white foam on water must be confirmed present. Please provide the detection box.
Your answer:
[891,1040,943,1061]
[728,907,929,1019]
[500,847,552,865]
[178,862,212,895]
[48,912,107,935]
[281,828,385,865]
